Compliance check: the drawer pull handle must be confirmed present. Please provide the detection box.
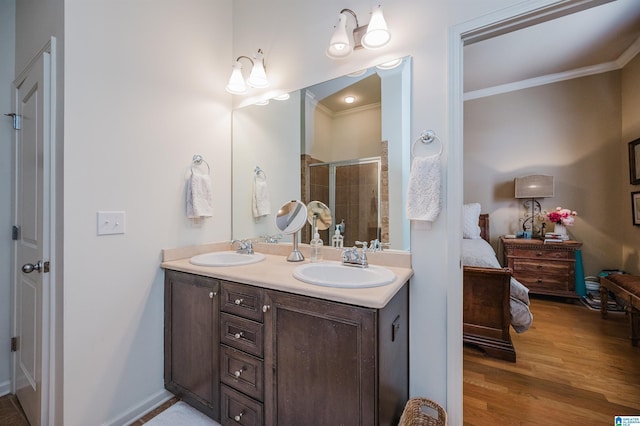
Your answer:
[537,252,543,256]
[262,304,271,313]
[234,411,245,422]
[234,298,244,305]
[234,367,245,378]
[536,265,543,269]
[234,331,244,339]
[537,278,543,283]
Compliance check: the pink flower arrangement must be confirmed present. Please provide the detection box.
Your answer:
[546,207,577,226]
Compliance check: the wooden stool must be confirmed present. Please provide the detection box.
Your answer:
[600,275,640,346]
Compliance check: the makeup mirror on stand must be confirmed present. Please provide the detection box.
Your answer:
[275,200,308,262]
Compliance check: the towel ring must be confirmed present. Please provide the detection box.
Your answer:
[255,166,267,179]
[411,129,443,157]
[192,154,211,175]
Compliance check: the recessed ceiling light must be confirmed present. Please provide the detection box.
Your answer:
[344,96,356,104]
[255,99,270,106]
[376,58,403,70]
[274,93,290,101]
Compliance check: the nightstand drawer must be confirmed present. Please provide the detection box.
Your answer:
[516,273,573,292]
[220,345,264,401]
[221,313,264,357]
[512,259,570,275]
[512,248,571,260]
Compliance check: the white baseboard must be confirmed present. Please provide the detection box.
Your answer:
[101,388,174,426]
[0,379,11,397]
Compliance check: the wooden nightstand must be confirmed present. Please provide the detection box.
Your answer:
[500,237,583,298]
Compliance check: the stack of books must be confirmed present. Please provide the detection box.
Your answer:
[544,232,569,243]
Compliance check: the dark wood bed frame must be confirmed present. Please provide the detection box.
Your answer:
[463,214,516,362]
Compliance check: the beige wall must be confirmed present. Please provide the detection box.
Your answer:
[621,54,640,274]
[464,71,623,276]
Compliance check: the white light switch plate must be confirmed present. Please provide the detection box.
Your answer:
[97,211,126,235]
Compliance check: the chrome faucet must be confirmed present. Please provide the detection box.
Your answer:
[369,239,390,252]
[341,241,368,268]
[231,239,254,254]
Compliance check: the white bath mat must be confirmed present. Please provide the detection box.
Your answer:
[144,401,220,426]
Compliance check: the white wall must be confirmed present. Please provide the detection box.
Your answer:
[62,1,231,424]
[0,0,15,397]
[231,0,516,422]
[464,72,623,276]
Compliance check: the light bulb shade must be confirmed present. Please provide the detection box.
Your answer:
[362,5,390,49]
[248,50,269,88]
[514,175,555,198]
[226,62,246,94]
[326,13,353,59]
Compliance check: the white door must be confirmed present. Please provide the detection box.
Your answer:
[12,51,51,426]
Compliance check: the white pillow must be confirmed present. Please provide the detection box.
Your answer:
[463,203,482,239]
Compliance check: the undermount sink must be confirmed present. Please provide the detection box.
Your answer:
[293,261,396,288]
[189,251,265,267]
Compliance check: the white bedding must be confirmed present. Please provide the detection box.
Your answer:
[462,238,533,333]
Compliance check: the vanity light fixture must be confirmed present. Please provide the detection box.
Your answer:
[225,49,270,95]
[326,5,391,59]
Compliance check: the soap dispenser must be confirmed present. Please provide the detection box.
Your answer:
[310,232,323,262]
[332,228,343,248]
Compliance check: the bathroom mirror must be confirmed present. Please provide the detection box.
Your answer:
[307,201,332,241]
[275,200,308,261]
[232,56,411,250]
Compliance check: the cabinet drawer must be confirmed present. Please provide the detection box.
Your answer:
[221,281,265,322]
[220,345,263,401]
[511,248,571,260]
[512,259,570,275]
[221,313,264,357]
[515,273,572,292]
[221,384,263,426]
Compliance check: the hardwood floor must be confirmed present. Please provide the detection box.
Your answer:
[0,394,29,425]
[464,296,640,425]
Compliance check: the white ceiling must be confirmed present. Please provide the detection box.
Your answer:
[464,0,640,98]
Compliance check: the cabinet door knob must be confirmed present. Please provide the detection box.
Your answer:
[234,331,244,339]
[234,411,244,422]
[234,298,244,305]
[262,304,270,313]
[209,291,217,299]
[537,251,543,256]
[234,367,245,378]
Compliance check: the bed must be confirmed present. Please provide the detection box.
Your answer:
[462,207,533,362]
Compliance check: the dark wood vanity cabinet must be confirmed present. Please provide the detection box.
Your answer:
[263,283,409,426]
[164,270,409,426]
[164,270,220,419]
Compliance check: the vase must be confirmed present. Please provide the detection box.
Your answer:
[554,223,569,239]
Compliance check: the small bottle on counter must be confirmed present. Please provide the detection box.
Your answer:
[310,232,323,262]
[332,229,343,248]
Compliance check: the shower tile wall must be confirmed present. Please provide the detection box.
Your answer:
[335,163,379,247]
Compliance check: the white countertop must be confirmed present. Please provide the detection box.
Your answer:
[160,242,413,309]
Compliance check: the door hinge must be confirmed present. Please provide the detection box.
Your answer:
[4,113,21,130]
[12,225,20,241]
[11,337,18,352]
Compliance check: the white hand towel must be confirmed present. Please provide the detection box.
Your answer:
[252,175,271,218]
[406,152,441,222]
[187,171,213,218]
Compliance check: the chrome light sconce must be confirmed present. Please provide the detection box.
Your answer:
[326,5,391,59]
[225,49,270,95]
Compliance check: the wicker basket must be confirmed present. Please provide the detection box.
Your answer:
[398,398,447,426]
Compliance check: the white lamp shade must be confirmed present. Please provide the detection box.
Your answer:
[326,13,353,58]
[514,175,555,198]
[247,50,269,88]
[362,6,390,49]
[225,62,246,94]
